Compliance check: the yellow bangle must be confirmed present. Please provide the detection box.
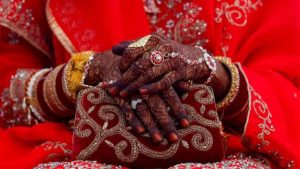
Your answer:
[63,51,94,100]
[215,57,240,111]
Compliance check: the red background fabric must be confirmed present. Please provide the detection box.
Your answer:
[0,0,299,168]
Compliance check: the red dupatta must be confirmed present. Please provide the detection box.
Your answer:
[144,0,300,168]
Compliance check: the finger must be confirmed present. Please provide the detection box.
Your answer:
[161,87,189,127]
[140,71,182,95]
[145,95,178,142]
[112,41,132,55]
[173,81,195,93]
[121,101,146,134]
[109,64,145,96]
[135,100,163,143]
[119,58,176,97]
[119,35,165,72]
[119,47,145,72]
[117,44,174,97]
[110,53,152,97]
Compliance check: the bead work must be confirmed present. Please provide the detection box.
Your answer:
[74,85,222,163]
[0,0,51,56]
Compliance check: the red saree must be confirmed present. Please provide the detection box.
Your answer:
[0,0,299,168]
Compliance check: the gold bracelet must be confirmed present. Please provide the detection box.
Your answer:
[63,51,94,101]
[26,69,51,122]
[215,57,240,111]
[44,65,73,117]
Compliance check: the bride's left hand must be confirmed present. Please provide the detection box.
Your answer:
[110,34,213,96]
[111,34,230,102]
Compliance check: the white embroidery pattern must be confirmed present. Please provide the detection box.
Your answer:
[215,0,263,27]
[215,0,263,56]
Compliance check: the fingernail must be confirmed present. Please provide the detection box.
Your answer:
[152,133,162,143]
[109,86,119,96]
[120,90,128,98]
[168,133,178,143]
[180,118,190,128]
[140,88,148,95]
[136,126,145,134]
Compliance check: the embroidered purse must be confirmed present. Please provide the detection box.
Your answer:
[72,85,225,168]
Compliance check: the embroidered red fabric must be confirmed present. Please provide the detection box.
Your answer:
[72,85,225,168]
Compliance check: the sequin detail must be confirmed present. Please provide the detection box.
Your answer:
[74,85,221,163]
[144,0,208,46]
[0,0,51,56]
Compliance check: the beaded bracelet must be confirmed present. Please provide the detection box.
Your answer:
[214,57,240,111]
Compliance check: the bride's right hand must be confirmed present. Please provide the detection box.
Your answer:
[86,50,188,143]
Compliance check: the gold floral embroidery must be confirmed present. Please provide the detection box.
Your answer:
[34,160,123,169]
[170,153,272,169]
[247,87,295,168]
[144,0,208,46]
[74,85,221,163]
[215,0,263,56]
[249,86,275,146]
[215,0,263,27]
[40,141,72,162]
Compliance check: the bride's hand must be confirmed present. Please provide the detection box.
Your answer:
[107,89,187,143]
[85,50,186,143]
[111,34,230,102]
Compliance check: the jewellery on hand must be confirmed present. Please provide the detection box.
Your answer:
[150,51,165,65]
[131,99,143,110]
[195,46,217,84]
[26,68,51,122]
[163,46,217,84]
[43,65,73,117]
[63,51,95,101]
[214,57,240,111]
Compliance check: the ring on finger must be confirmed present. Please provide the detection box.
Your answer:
[150,51,165,65]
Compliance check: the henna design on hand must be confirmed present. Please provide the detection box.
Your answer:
[110,44,173,97]
[85,51,122,86]
[161,87,189,127]
[144,94,178,142]
[114,96,146,134]
[111,35,212,96]
[118,34,168,72]
[135,99,162,143]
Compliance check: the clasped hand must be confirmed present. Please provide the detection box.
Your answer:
[106,34,218,143]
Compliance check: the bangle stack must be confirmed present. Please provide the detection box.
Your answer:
[43,65,73,118]
[214,57,240,111]
[26,68,52,122]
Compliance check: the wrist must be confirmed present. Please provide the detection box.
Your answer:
[209,61,231,102]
